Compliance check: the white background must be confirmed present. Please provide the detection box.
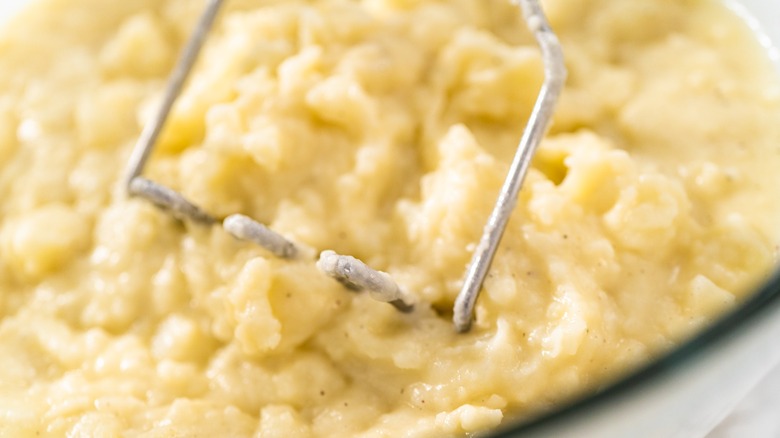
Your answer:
[708,368,780,437]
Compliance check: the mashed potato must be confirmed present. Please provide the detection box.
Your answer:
[1,0,780,436]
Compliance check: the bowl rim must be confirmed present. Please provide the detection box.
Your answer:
[490,268,780,436]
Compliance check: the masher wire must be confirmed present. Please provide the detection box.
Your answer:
[124,0,226,191]
[453,0,567,332]
[122,0,565,331]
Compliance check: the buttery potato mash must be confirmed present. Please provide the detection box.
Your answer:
[1,0,780,436]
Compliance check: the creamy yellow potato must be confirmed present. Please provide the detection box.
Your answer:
[1,0,780,436]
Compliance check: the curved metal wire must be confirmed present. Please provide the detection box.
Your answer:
[123,0,226,190]
[122,0,303,261]
[453,0,567,333]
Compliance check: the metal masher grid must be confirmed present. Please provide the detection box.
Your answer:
[122,0,566,332]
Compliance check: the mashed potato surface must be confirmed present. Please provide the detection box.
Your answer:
[1,0,780,436]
